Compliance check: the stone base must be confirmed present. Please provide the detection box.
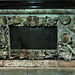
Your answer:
[0,67,75,75]
[0,60,74,75]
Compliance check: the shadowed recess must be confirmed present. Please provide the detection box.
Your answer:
[9,26,57,49]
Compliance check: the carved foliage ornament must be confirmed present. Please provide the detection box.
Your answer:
[7,16,58,27]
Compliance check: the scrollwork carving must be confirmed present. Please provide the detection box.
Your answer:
[0,16,8,59]
[7,16,21,26]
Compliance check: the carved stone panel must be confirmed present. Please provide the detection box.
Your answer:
[0,9,75,61]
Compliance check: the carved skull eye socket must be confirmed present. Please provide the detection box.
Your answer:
[8,18,11,20]
[34,18,36,20]
[33,17,39,21]
[27,16,32,20]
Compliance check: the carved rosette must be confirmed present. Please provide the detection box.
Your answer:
[59,16,71,25]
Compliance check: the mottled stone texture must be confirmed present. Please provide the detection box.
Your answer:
[1,9,75,14]
[0,68,74,75]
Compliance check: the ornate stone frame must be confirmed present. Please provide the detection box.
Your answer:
[0,9,75,61]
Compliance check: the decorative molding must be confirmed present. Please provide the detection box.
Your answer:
[1,9,75,14]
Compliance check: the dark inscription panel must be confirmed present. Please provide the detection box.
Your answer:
[10,26,57,49]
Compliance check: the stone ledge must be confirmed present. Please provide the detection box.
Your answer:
[0,9,75,14]
[0,60,74,67]
[0,67,75,70]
